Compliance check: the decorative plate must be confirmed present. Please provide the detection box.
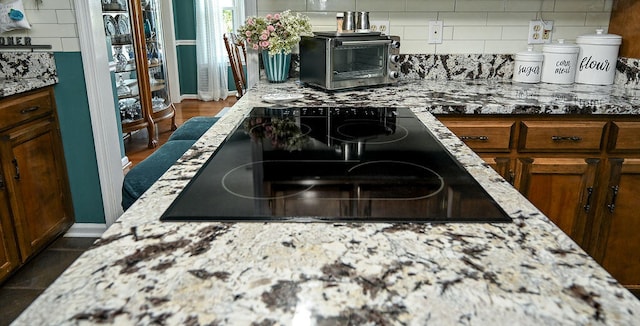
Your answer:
[103,16,117,36]
[115,15,130,35]
[261,93,304,104]
[117,0,127,10]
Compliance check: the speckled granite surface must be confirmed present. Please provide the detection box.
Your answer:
[13,77,640,325]
[0,52,58,97]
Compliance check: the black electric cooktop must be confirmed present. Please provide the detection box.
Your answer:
[160,107,512,223]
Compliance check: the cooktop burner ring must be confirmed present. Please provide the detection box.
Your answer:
[221,160,316,200]
[347,160,445,200]
[330,120,409,145]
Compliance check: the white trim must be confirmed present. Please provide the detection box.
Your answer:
[122,156,132,170]
[180,94,199,100]
[74,1,124,227]
[161,0,181,103]
[176,40,197,46]
[244,0,258,88]
[64,223,108,238]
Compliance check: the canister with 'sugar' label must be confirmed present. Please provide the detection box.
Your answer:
[513,46,543,83]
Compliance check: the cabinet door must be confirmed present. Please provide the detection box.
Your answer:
[479,156,513,184]
[0,183,19,281]
[595,158,640,295]
[515,157,600,246]
[0,119,74,260]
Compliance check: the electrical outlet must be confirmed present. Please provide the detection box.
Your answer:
[528,20,553,44]
[370,20,389,34]
[428,20,443,44]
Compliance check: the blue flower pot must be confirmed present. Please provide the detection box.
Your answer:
[262,50,291,83]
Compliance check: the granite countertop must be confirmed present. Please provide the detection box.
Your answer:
[0,76,59,98]
[14,79,640,325]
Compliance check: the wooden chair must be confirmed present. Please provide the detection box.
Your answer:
[223,33,247,98]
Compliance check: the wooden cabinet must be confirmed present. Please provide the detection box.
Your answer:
[592,159,640,295]
[515,157,600,244]
[0,87,74,283]
[0,187,19,281]
[438,115,640,295]
[103,0,176,148]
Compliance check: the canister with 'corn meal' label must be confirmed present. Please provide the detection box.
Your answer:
[541,39,579,84]
[513,46,543,83]
[574,29,622,85]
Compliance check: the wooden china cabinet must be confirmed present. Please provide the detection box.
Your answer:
[102,0,176,148]
[438,115,640,295]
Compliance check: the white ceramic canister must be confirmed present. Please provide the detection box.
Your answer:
[574,29,622,85]
[513,46,543,83]
[541,39,580,84]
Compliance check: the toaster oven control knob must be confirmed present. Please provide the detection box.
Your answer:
[389,55,400,63]
[391,40,401,48]
[389,71,400,79]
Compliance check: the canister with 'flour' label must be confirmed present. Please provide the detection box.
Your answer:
[513,46,543,83]
[541,39,579,84]
[575,29,622,85]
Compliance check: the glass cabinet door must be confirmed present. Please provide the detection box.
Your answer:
[142,0,175,128]
[102,0,175,149]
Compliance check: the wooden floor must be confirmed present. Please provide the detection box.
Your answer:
[124,97,237,167]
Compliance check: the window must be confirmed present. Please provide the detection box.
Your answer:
[220,0,241,33]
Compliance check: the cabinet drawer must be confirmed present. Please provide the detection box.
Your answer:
[0,89,53,131]
[518,121,606,152]
[608,121,640,152]
[441,120,514,152]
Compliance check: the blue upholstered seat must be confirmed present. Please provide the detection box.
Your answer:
[168,116,219,141]
[122,116,221,210]
[122,139,196,210]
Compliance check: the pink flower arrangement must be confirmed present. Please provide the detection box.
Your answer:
[237,10,312,55]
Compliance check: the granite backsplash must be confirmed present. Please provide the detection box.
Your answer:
[290,53,640,89]
[0,52,57,80]
[0,52,59,98]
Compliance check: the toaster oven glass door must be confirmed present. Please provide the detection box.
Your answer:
[331,41,389,82]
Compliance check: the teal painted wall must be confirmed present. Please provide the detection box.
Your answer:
[176,45,198,95]
[53,52,106,224]
[173,0,196,40]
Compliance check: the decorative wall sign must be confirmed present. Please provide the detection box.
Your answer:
[0,36,51,50]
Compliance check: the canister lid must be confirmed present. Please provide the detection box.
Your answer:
[515,46,543,62]
[542,39,579,54]
[576,29,622,45]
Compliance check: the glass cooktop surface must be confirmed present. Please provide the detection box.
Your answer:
[160,107,512,223]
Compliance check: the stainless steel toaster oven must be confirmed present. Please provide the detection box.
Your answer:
[299,32,400,90]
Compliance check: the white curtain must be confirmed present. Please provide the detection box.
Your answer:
[195,0,228,101]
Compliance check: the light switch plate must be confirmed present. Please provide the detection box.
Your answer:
[428,20,443,44]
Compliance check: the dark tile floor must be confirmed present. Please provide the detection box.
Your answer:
[0,237,97,326]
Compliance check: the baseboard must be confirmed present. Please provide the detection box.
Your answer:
[180,92,238,102]
[64,223,108,237]
[122,156,131,170]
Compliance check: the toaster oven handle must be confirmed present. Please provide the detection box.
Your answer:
[336,39,392,46]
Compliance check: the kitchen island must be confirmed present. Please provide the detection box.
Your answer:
[13,79,640,325]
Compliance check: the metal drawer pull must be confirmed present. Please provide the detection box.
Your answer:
[459,136,489,141]
[583,187,594,212]
[551,136,582,142]
[11,158,20,180]
[607,185,619,213]
[20,106,40,114]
